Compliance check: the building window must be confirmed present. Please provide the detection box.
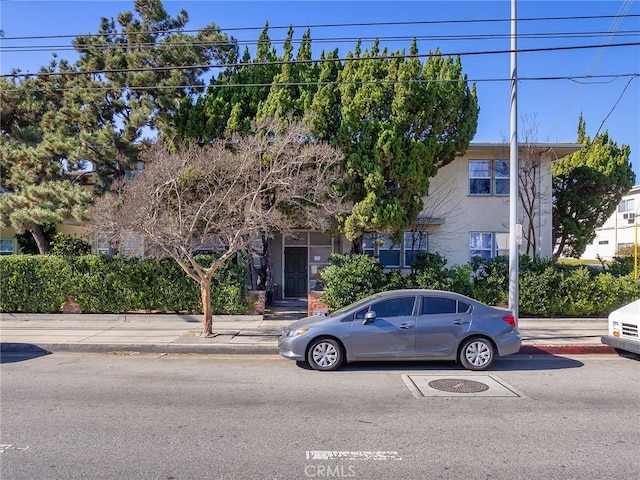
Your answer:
[469,160,509,195]
[124,161,144,180]
[404,231,428,266]
[378,234,400,267]
[364,231,428,268]
[495,232,509,256]
[618,198,635,213]
[0,239,15,255]
[470,232,508,260]
[121,232,144,257]
[494,160,510,195]
[96,233,112,255]
[95,232,143,256]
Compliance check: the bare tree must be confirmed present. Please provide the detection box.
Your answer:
[502,114,548,257]
[87,120,345,336]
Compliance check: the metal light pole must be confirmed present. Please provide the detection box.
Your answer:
[509,0,519,321]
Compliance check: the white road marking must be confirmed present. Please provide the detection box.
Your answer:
[306,451,402,461]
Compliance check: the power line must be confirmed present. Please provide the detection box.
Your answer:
[2,73,637,94]
[2,30,639,54]
[546,0,636,139]
[2,41,639,80]
[593,75,637,138]
[1,13,638,41]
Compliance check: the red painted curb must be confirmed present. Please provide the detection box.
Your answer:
[518,344,617,355]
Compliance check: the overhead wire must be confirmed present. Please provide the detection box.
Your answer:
[546,0,636,139]
[2,72,638,94]
[1,13,638,41]
[2,30,639,54]
[2,41,639,80]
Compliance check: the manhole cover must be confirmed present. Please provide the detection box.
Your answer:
[428,378,490,393]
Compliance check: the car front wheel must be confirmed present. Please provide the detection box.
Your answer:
[307,337,343,371]
[459,337,495,371]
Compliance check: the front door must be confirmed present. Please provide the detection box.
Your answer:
[284,247,307,298]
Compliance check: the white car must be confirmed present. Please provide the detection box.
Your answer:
[601,299,640,354]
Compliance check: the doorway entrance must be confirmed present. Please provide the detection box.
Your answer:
[284,247,308,298]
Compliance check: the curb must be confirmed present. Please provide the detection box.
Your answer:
[518,344,617,355]
[0,342,278,355]
[1,342,620,356]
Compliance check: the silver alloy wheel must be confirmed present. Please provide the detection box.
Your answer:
[307,338,343,371]
[460,337,495,370]
[312,341,338,368]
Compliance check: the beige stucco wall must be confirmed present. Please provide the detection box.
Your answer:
[424,144,556,266]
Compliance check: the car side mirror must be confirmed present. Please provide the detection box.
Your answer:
[363,311,376,325]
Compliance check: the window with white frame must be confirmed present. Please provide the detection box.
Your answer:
[618,198,635,213]
[378,234,401,267]
[404,231,428,266]
[469,160,510,195]
[96,233,112,255]
[363,231,428,267]
[470,232,509,260]
[121,232,144,257]
[618,198,635,222]
[0,238,15,255]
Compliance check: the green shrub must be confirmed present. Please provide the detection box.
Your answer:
[468,256,508,306]
[519,266,564,316]
[606,245,635,277]
[519,262,639,316]
[319,254,386,310]
[50,233,92,256]
[0,254,251,314]
[404,252,453,291]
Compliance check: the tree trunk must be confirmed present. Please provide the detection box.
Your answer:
[553,236,566,259]
[200,277,214,336]
[351,236,364,254]
[264,237,273,305]
[30,224,50,254]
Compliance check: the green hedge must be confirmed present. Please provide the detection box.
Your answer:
[320,253,640,317]
[0,255,252,314]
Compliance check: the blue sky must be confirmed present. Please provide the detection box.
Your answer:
[2,0,639,180]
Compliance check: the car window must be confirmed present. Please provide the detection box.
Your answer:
[458,301,471,314]
[330,295,376,317]
[354,306,369,320]
[371,297,416,317]
[421,296,457,315]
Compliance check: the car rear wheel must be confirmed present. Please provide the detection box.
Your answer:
[459,337,495,371]
[307,337,343,371]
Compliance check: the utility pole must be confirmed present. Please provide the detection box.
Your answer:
[509,0,520,322]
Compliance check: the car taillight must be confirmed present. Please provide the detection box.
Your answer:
[503,314,516,327]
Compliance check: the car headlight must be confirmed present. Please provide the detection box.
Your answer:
[282,328,309,338]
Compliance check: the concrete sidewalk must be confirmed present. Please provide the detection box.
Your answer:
[0,312,616,356]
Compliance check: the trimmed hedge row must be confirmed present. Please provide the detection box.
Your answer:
[0,255,252,314]
[319,253,640,317]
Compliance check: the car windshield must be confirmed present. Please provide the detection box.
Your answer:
[328,294,379,317]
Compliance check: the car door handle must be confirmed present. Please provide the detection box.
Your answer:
[398,323,414,329]
[453,320,469,325]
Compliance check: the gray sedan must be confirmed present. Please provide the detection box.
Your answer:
[278,289,521,371]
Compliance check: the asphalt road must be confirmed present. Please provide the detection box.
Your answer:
[1,352,638,480]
